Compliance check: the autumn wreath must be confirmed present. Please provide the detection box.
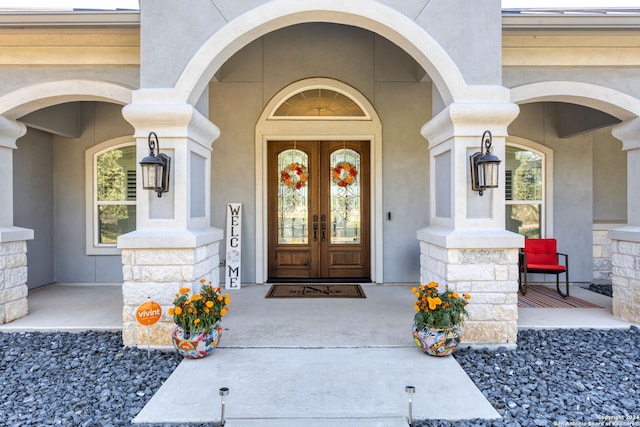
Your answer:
[280,162,308,190]
[331,161,358,187]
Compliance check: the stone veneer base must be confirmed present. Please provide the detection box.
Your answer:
[418,228,522,346]
[0,240,29,324]
[120,239,222,347]
[610,238,640,324]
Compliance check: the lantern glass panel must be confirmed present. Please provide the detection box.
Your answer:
[141,163,163,190]
[484,163,500,188]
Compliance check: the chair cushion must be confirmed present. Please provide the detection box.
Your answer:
[524,238,558,266]
[526,263,566,272]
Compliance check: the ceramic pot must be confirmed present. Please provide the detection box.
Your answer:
[412,324,462,357]
[172,324,221,359]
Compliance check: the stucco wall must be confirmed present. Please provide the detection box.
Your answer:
[13,128,54,288]
[592,127,626,221]
[0,66,138,100]
[415,0,502,85]
[139,0,502,91]
[210,23,431,283]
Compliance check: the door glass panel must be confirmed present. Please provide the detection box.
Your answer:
[278,149,309,244]
[330,148,361,244]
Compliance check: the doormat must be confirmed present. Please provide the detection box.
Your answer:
[266,284,366,299]
[518,285,601,308]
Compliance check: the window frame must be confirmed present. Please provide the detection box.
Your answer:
[85,136,136,255]
[505,138,554,238]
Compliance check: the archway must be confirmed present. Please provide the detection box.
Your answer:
[137,0,469,108]
[0,80,132,118]
[510,81,640,121]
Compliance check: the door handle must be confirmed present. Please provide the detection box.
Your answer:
[321,223,326,242]
[313,222,318,241]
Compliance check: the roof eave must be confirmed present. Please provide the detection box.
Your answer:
[0,11,140,28]
[503,15,640,30]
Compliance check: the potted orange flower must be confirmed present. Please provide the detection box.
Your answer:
[168,279,230,359]
[411,282,470,356]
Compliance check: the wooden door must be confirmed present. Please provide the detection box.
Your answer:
[268,141,370,281]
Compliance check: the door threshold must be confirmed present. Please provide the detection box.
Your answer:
[267,278,372,284]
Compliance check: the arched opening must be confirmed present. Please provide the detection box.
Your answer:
[509,81,640,298]
[2,81,134,288]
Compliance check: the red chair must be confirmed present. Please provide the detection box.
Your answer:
[519,238,569,297]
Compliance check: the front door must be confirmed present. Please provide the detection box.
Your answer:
[268,141,370,281]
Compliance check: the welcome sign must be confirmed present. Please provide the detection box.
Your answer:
[225,203,242,289]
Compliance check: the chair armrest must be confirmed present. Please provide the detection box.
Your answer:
[519,250,528,272]
[557,252,568,267]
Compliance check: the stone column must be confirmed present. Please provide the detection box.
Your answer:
[417,99,523,348]
[609,119,640,324]
[0,116,34,324]
[118,102,223,347]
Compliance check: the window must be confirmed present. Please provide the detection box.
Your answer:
[86,138,136,254]
[505,145,544,238]
[272,88,367,118]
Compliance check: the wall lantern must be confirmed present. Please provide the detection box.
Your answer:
[139,132,170,197]
[469,130,501,196]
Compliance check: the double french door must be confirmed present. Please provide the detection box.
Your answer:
[268,141,370,281]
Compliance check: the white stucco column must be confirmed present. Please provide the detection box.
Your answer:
[609,119,640,324]
[417,99,523,347]
[0,116,34,324]
[118,102,223,347]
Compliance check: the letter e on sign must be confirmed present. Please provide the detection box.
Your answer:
[135,301,162,326]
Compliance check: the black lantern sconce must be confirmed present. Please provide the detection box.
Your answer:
[139,132,171,197]
[469,130,501,196]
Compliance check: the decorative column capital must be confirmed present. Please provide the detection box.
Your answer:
[0,116,26,149]
[612,118,640,151]
[122,102,220,150]
[421,102,519,150]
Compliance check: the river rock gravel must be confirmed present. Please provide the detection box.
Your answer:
[1,327,639,426]
[418,326,640,427]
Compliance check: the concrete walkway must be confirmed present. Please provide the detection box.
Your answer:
[0,282,635,426]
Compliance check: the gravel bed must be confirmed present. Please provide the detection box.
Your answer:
[587,283,613,298]
[417,326,640,427]
[1,327,639,426]
[0,332,183,427]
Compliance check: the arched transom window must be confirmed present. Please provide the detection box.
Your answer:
[272,88,367,118]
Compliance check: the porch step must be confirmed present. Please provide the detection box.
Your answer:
[132,347,500,425]
[221,417,407,426]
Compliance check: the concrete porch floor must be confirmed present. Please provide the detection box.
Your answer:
[0,281,632,333]
[0,282,635,426]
